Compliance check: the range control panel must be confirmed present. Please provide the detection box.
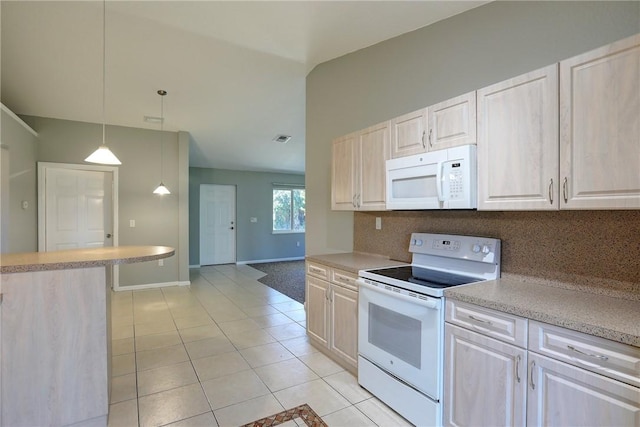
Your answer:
[409,233,501,264]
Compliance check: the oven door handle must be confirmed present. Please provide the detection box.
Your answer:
[357,279,439,309]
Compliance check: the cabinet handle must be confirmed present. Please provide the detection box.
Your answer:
[548,178,553,205]
[421,130,426,149]
[567,345,609,361]
[468,315,492,325]
[309,267,323,274]
[357,194,361,208]
[352,194,357,208]
[428,128,433,148]
[516,355,521,383]
[563,177,568,203]
[530,361,536,390]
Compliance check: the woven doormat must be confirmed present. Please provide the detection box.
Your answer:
[240,403,327,427]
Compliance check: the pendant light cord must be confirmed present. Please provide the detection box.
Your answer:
[160,92,164,182]
[102,0,106,146]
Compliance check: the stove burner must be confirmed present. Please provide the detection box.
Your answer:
[366,266,481,289]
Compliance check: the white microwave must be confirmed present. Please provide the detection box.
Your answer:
[386,144,477,210]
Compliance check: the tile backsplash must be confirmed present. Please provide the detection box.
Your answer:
[354,210,640,286]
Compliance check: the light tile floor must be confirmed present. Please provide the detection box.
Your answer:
[108,264,412,427]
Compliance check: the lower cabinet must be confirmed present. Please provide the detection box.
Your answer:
[527,352,640,426]
[305,261,358,372]
[444,300,640,427]
[444,323,527,427]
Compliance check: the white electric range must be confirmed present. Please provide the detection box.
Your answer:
[357,233,501,426]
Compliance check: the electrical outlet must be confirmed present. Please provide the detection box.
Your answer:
[375,217,382,230]
[129,220,136,228]
[158,259,164,267]
[296,241,300,247]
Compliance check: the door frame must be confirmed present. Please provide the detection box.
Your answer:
[37,162,119,285]
[199,183,237,266]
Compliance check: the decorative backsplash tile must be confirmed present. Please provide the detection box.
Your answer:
[354,210,640,286]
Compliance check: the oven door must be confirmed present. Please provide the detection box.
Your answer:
[357,278,443,400]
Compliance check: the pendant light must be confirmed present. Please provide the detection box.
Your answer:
[85,0,121,165]
[153,90,170,195]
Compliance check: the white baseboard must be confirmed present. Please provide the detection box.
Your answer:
[237,256,304,265]
[114,280,185,292]
[189,264,201,269]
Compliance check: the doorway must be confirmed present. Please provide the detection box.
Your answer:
[200,184,236,265]
[38,162,119,282]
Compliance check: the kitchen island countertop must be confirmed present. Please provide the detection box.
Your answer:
[0,245,175,273]
[445,275,640,348]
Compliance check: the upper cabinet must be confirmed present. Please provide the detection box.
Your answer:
[477,64,559,210]
[478,34,640,211]
[429,92,477,151]
[390,91,477,158]
[331,121,389,211]
[559,34,640,209]
[389,108,428,158]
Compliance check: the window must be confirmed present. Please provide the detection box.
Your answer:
[273,187,305,233]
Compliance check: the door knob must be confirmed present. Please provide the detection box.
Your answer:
[230,227,234,230]
[106,233,112,238]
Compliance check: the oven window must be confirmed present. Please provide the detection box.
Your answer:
[368,303,421,369]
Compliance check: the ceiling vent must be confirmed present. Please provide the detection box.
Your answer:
[273,135,292,144]
[144,115,164,124]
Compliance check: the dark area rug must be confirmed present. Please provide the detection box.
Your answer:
[248,260,305,303]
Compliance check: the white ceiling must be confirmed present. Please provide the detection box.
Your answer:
[1,1,487,174]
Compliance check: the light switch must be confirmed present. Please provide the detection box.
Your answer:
[250,217,258,223]
[375,217,382,230]
[129,220,136,228]
[21,200,29,210]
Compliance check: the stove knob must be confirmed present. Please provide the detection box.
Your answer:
[472,244,481,253]
[482,245,491,254]
[415,239,423,246]
[411,239,417,246]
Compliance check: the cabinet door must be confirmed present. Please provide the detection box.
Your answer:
[428,91,477,151]
[444,323,527,427]
[560,34,640,209]
[390,108,428,158]
[305,276,329,346]
[356,121,389,210]
[477,64,559,210]
[527,352,640,427]
[331,132,357,211]
[329,284,358,368]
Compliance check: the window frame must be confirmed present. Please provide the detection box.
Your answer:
[272,185,305,234]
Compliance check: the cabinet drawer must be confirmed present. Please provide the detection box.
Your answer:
[331,268,358,291]
[306,262,329,280]
[529,321,640,387]
[446,300,528,348]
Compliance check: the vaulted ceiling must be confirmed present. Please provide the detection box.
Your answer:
[1,1,486,174]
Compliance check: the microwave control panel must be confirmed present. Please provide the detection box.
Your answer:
[443,161,465,200]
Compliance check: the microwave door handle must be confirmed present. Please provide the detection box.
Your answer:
[436,161,444,202]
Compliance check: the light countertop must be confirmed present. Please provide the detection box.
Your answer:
[444,275,640,348]
[1,246,175,273]
[306,252,406,274]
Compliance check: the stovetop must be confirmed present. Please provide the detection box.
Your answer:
[365,265,482,289]
[358,232,501,298]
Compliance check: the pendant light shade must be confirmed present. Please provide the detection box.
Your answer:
[153,90,170,195]
[153,183,171,195]
[86,0,121,166]
[85,143,122,165]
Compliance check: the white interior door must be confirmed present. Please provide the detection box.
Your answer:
[38,163,117,252]
[200,184,236,265]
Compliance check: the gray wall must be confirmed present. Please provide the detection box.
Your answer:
[190,167,305,265]
[1,107,38,253]
[306,1,640,255]
[22,115,189,287]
